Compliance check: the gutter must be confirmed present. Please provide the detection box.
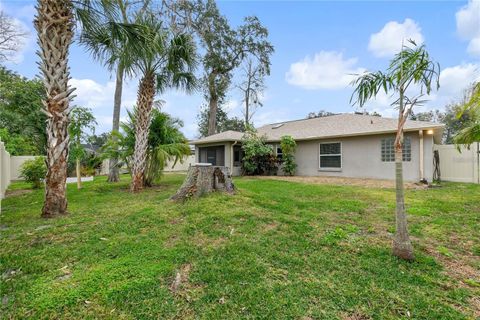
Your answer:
[231,141,238,171]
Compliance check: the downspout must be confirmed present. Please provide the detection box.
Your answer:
[231,141,238,173]
[419,130,424,181]
[477,142,479,184]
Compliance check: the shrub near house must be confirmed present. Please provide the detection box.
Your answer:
[241,130,279,175]
[280,135,297,176]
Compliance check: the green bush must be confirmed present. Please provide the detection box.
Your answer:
[20,157,47,188]
[280,135,297,176]
[241,130,279,176]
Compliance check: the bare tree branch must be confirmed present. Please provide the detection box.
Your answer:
[0,10,28,63]
[237,58,266,126]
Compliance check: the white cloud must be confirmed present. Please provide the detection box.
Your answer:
[456,0,480,57]
[97,115,127,127]
[438,63,480,98]
[359,63,480,116]
[70,78,137,110]
[467,37,480,56]
[70,79,205,139]
[8,19,30,63]
[224,99,240,112]
[368,19,424,57]
[253,110,290,127]
[285,51,365,90]
[456,0,480,39]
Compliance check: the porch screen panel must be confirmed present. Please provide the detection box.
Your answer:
[198,146,225,166]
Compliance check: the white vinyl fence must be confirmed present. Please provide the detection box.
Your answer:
[434,144,480,183]
[1,141,11,199]
[100,155,195,176]
[164,155,195,172]
[0,141,39,199]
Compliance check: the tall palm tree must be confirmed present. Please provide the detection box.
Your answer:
[454,83,480,146]
[35,0,147,217]
[34,0,75,217]
[125,14,196,192]
[80,0,150,183]
[351,40,440,261]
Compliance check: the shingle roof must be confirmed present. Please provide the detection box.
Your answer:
[191,113,444,145]
[191,130,245,144]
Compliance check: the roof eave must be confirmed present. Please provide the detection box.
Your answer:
[263,125,445,142]
[191,139,237,145]
[191,125,445,144]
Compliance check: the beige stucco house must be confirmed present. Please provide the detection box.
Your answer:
[191,113,444,182]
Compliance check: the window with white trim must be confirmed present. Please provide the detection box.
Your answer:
[319,142,341,169]
[381,137,411,162]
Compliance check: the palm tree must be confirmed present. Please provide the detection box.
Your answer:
[454,83,480,147]
[34,0,75,217]
[35,0,148,217]
[103,108,190,186]
[351,40,440,261]
[69,106,97,190]
[124,14,196,192]
[80,0,150,183]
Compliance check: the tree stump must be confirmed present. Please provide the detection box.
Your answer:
[170,165,235,201]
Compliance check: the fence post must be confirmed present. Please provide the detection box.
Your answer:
[0,141,11,200]
[0,141,3,199]
[476,143,480,184]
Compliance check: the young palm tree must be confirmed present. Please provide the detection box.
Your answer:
[34,0,75,217]
[454,83,480,146]
[125,14,196,192]
[103,108,190,186]
[351,40,440,261]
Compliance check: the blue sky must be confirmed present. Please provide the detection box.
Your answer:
[1,0,479,139]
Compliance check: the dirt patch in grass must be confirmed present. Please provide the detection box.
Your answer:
[424,247,480,285]
[263,222,279,232]
[5,189,33,197]
[256,176,427,189]
[340,311,371,320]
[470,297,480,318]
[193,232,228,249]
[423,246,480,316]
[170,264,192,293]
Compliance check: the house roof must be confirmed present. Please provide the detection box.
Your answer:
[191,113,445,145]
[191,130,245,144]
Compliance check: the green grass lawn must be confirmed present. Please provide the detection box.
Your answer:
[1,174,479,319]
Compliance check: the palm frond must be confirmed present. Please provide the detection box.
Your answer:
[454,123,480,149]
[350,71,393,107]
[76,0,152,73]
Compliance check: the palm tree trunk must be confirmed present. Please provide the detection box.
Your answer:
[207,72,217,136]
[130,73,155,192]
[35,0,74,218]
[392,93,414,261]
[76,158,82,189]
[107,66,124,182]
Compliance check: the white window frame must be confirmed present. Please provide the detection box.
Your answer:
[319,142,342,171]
